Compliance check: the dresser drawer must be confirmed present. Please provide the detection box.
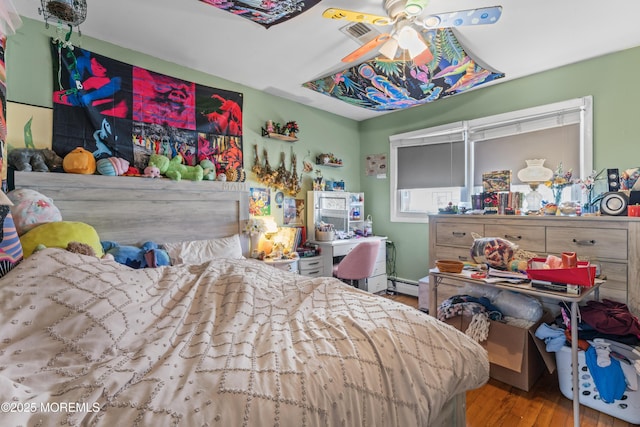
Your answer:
[546,227,627,260]
[299,256,323,269]
[436,222,484,247]
[432,246,472,264]
[484,224,546,253]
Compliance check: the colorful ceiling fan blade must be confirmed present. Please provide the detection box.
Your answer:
[342,33,391,63]
[322,8,393,26]
[420,6,503,29]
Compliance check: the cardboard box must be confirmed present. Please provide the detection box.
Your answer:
[444,312,556,391]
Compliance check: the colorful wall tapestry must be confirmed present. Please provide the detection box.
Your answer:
[0,36,6,189]
[199,0,321,28]
[303,29,504,111]
[51,42,244,178]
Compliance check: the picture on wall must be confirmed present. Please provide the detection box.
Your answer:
[5,102,53,151]
[50,42,244,179]
[283,197,304,225]
[249,187,271,216]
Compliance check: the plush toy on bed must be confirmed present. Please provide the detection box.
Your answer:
[148,154,204,182]
[101,240,171,269]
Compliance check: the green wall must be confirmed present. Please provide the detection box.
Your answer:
[359,46,640,282]
[6,17,361,222]
[8,18,640,284]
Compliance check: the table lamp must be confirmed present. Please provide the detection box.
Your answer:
[517,159,553,212]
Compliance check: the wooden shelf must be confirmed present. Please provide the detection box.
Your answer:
[261,128,298,142]
[316,162,344,168]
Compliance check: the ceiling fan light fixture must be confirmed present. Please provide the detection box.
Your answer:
[397,26,427,59]
[422,15,441,28]
[378,37,399,60]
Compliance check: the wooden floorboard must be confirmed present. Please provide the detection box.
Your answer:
[382,293,635,427]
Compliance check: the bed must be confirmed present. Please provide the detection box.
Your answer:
[0,171,489,426]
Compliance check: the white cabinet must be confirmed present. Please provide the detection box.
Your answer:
[307,191,366,238]
[298,256,324,277]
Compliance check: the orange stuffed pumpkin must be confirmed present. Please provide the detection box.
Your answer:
[63,147,97,174]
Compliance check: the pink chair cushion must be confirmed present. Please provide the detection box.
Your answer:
[333,241,381,281]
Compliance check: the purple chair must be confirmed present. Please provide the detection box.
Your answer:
[332,241,381,288]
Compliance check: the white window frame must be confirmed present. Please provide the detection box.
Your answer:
[389,96,593,223]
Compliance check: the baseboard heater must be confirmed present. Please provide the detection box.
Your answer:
[387,277,418,297]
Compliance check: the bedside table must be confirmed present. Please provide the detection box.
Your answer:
[262,254,299,273]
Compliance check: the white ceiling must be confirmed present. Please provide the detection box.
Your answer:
[13,0,640,121]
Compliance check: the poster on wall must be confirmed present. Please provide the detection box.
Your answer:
[199,0,321,29]
[50,42,244,179]
[249,187,271,216]
[283,197,304,225]
[0,36,6,187]
[6,102,53,150]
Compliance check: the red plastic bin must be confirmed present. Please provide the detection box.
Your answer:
[526,257,596,287]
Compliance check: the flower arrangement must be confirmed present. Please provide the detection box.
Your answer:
[244,217,267,235]
[544,162,577,205]
[577,168,605,212]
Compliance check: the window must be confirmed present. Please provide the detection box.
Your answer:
[390,123,467,222]
[389,97,593,222]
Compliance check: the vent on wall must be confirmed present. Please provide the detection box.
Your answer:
[339,22,380,45]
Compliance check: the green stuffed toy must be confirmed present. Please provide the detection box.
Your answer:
[200,159,216,181]
[148,154,203,181]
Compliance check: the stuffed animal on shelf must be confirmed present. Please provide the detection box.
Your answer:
[147,154,203,181]
[199,159,216,181]
[96,157,130,176]
[143,165,161,178]
[8,148,63,172]
[101,240,171,269]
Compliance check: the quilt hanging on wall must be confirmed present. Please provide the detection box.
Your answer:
[51,42,244,179]
[199,0,321,28]
[303,29,504,111]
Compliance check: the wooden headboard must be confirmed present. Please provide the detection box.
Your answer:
[10,170,250,248]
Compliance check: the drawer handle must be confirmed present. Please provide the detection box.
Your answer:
[307,270,320,275]
[504,234,522,240]
[452,231,466,237]
[306,261,320,267]
[458,255,469,261]
[573,238,596,246]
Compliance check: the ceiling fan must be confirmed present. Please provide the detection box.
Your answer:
[322,0,502,65]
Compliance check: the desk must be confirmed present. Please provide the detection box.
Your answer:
[429,268,601,427]
[309,236,387,293]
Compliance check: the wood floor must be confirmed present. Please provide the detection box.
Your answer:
[383,293,634,427]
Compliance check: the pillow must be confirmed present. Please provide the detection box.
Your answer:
[162,234,243,265]
[0,206,23,278]
[8,188,62,236]
[20,221,104,258]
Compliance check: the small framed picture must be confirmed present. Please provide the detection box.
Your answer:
[482,170,511,192]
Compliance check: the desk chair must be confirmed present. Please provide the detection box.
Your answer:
[332,241,380,288]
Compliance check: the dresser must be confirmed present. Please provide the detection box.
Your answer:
[427,214,640,315]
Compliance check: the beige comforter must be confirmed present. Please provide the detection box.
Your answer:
[0,249,488,426]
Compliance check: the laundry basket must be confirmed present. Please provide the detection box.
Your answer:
[556,342,640,424]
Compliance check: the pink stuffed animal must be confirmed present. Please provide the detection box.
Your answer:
[143,166,161,178]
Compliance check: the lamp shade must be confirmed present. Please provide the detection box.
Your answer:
[517,159,553,184]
